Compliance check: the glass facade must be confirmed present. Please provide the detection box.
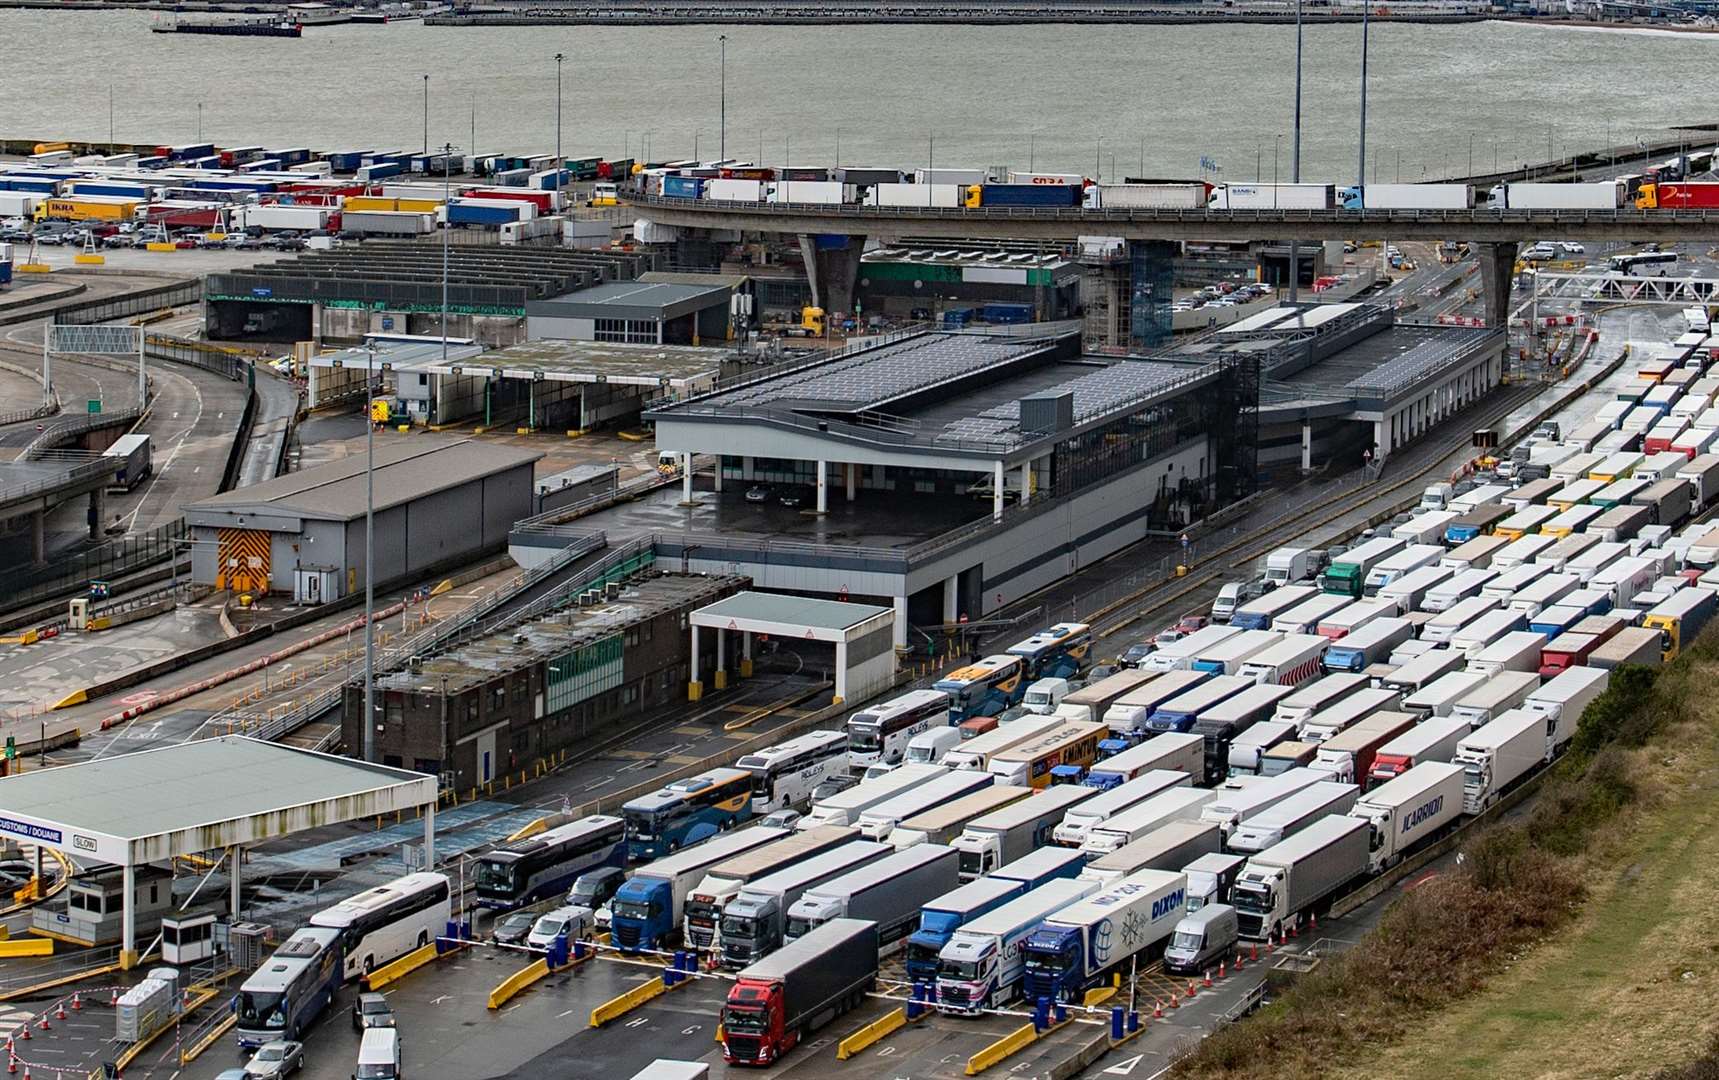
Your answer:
[546,635,625,714]
[594,318,659,344]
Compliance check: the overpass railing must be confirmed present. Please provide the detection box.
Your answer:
[0,518,187,615]
[52,280,203,326]
[625,191,1719,230]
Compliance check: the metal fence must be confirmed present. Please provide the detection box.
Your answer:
[145,334,256,382]
[52,280,202,326]
[0,518,187,615]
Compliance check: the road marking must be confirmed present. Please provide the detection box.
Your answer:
[625,1016,650,1028]
[1105,1053,1147,1074]
[558,1009,574,1019]
[430,995,450,1006]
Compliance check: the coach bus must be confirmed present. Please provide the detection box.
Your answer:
[934,655,1028,723]
[737,730,849,814]
[474,815,626,909]
[622,768,754,861]
[846,689,951,769]
[235,927,343,1048]
[309,872,451,981]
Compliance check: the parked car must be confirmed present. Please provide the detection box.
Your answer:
[778,488,804,508]
[744,484,771,503]
[1561,241,1585,255]
[243,1040,304,1078]
[1154,626,1186,646]
[527,906,593,949]
[490,910,536,946]
[810,774,858,801]
[1119,641,1156,667]
[1083,664,1120,683]
[1174,614,1209,635]
[759,809,802,831]
[351,992,396,1031]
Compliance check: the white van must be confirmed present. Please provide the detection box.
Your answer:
[904,727,963,765]
[356,1028,401,1080]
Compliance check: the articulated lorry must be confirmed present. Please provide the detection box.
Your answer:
[951,784,1096,879]
[1368,717,1469,786]
[1050,770,1190,849]
[1226,781,1360,855]
[1231,814,1370,941]
[681,827,856,951]
[800,764,946,830]
[934,878,1098,1013]
[721,918,878,1066]
[1456,710,1545,814]
[719,841,892,970]
[903,877,1024,984]
[1347,761,1464,872]
[784,844,960,953]
[1523,665,1610,760]
[610,826,788,953]
[1020,869,1188,1002]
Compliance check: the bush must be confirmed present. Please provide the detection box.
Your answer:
[1654,1035,1719,1080]
[1527,746,1638,856]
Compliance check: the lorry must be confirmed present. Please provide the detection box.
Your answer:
[1376,649,1465,700]
[1146,675,1256,732]
[1230,814,1370,941]
[1377,565,1456,616]
[1189,634,1281,677]
[1587,625,1663,669]
[1315,598,1400,641]
[888,785,1032,849]
[1308,711,1417,787]
[1320,618,1413,674]
[1270,592,1352,634]
[1084,183,1209,210]
[1265,547,1322,587]
[1321,537,1407,598]
[1450,670,1542,728]
[1369,717,1470,785]
[855,769,997,841]
[799,763,946,830]
[941,715,1065,771]
[1230,591,1320,635]
[783,844,960,952]
[952,784,1097,879]
[1020,869,1189,1001]
[242,204,331,231]
[1466,631,1551,677]
[1258,740,1319,776]
[1348,761,1465,872]
[102,434,153,492]
[1079,819,1221,884]
[1212,183,1333,210]
[1456,710,1545,813]
[903,877,1026,983]
[1225,720,1297,777]
[1271,672,1368,729]
[339,210,435,235]
[1450,608,1529,658]
[1103,671,1211,741]
[934,878,1098,1013]
[1182,851,1246,912]
[1140,626,1241,672]
[1299,688,1403,744]
[720,918,877,1066]
[1085,733,1202,788]
[1523,665,1609,760]
[610,826,788,953]
[1438,535,1510,574]
[1227,780,1359,855]
[1444,502,1512,545]
[1341,183,1473,210]
[1402,670,1487,721]
[1052,770,1191,848]
[1190,683,1297,784]
[718,841,893,970]
[1632,478,1693,528]
[1489,181,1622,210]
[1199,767,1326,837]
[1537,630,1606,676]
[1237,632,1327,684]
[683,826,858,950]
[1055,670,1155,723]
[1082,787,1218,857]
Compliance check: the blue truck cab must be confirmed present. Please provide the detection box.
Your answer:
[903,877,1024,984]
[1095,737,1134,760]
[1021,923,1085,1003]
[608,875,675,954]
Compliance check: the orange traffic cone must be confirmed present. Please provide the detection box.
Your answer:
[1202,970,1212,988]
[36,1016,48,1032]
[1218,960,1226,978]
[1310,912,1318,931]
[53,1001,64,1021]
[1186,980,1197,999]
[1169,990,1180,1009]
[17,1021,29,1040]
[1153,999,1163,1019]
[1235,951,1244,971]
[108,988,118,1007]
[8,1052,16,1075]
[1250,943,1259,963]
[70,994,80,1012]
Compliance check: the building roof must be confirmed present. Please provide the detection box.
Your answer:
[379,573,747,694]
[691,590,894,642]
[527,280,731,321]
[639,270,752,289]
[185,437,541,523]
[0,736,434,865]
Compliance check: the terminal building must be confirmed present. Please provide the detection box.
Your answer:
[512,327,1258,644]
[347,567,747,784]
[184,437,540,599]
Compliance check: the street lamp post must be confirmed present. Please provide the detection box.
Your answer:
[718,34,727,162]
[554,54,565,163]
[1358,0,1369,194]
[422,74,430,158]
[362,343,377,763]
[196,102,203,141]
[1288,0,1303,304]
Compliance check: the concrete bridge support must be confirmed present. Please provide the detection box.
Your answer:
[1476,241,1520,331]
[798,234,866,317]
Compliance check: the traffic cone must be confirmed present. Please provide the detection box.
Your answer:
[8,1051,16,1075]
[1153,999,1163,1019]
[108,988,118,1007]
[1289,921,1299,939]
[1218,960,1227,978]
[70,994,80,1012]
[1310,912,1318,932]
[1169,991,1180,1009]
[17,1020,29,1040]
[54,1001,64,1021]
[1202,970,1212,988]
[1235,951,1244,971]
[36,1016,48,1032]
[1186,980,1196,999]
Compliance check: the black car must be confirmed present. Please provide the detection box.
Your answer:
[490,910,536,946]
[351,992,396,1031]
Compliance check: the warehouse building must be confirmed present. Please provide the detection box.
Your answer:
[348,570,747,784]
[525,280,733,345]
[202,244,652,347]
[183,437,540,600]
[856,245,1082,322]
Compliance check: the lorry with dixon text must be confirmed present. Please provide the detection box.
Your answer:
[934,878,1098,1013]
[1019,870,1188,1002]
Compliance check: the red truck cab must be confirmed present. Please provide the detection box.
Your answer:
[721,979,787,1065]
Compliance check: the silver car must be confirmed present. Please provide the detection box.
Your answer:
[244,1040,304,1078]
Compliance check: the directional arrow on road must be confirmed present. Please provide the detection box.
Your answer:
[1105,1053,1146,1075]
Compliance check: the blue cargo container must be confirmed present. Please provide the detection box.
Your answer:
[324,150,369,173]
[942,308,974,326]
[168,143,215,161]
[533,169,571,190]
[269,147,311,166]
[355,162,406,183]
[982,303,1034,324]
[447,201,524,226]
[189,155,224,170]
[977,183,1081,208]
[134,156,169,170]
[662,175,706,199]
[0,179,61,195]
[66,182,151,200]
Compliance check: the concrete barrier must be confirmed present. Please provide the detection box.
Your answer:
[362,942,438,992]
[588,975,667,1027]
[836,1006,906,1060]
[487,957,550,1010]
[0,938,54,957]
[966,1022,1039,1075]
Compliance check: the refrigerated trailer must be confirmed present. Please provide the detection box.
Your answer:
[682,827,858,951]
[1020,869,1188,1001]
[1231,814,1370,941]
[1226,781,1360,855]
[935,878,1098,1014]
[1368,717,1470,786]
[783,844,960,952]
[1051,770,1191,848]
[718,841,893,970]
[1348,761,1465,872]
[1456,710,1545,813]
[951,784,1097,879]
